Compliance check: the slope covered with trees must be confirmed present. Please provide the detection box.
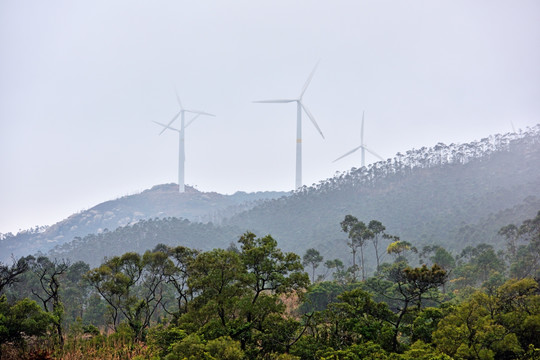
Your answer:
[48,217,244,267]
[34,126,540,269]
[226,126,540,272]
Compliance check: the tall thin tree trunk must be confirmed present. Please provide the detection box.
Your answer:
[360,245,365,281]
[374,242,380,272]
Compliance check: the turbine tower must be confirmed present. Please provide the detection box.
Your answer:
[333,112,384,167]
[154,92,214,193]
[254,64,325,190]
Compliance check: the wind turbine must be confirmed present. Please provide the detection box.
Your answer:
[154,92,214,193]
[333,112,384,167]
[254,63,325,190]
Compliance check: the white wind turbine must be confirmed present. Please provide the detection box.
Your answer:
[333,112,384,167]
[154,92,214,193]
[254,64,325,190]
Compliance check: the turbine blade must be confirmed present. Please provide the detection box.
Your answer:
[253,99,296,103]
[184,113,201,129]
[300,103,325,139]
[159,111,181,135]
[174,89,183,109]
[153,120,179,133]
[333,145,363,162]
[184,109,215,117]
[299,61,319,98]
[362,146,385,161]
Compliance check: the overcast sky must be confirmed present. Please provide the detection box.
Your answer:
[1,1,539,234]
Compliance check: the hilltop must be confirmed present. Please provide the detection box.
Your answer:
[0,185,288,261]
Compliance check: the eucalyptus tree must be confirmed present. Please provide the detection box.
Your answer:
[85,250,171,340]
[164,245,199,318]
[510,210,540,279]
[341,215,373,281]
[368,220,397,273]
[303,248,323,283]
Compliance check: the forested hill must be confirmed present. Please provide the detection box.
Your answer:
[48,218,244,266]
[226,126,540,268]
[0,185,287,262]
[7,126,539,268]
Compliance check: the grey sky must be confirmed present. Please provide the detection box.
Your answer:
[1,1,539,234]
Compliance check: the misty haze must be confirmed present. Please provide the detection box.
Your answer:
[1,2,539,359]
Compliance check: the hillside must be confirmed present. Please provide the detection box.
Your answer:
[225,126,540,271]
[48,217,244,266]
[42,126,540,268]
[0,185,288,261]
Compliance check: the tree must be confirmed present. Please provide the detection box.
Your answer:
[303,248,323,283]
[341,215,360,280]
[186,248,245,334]
[433,291,523,359]
[323,288,395,350]
[181,233,309,357]
[85,250,169,340]
[453,244,506,288]
[369,263,448,351]
[340,215,372,281]
[493,278,540,350]
[164,245,199,318]
[30,256,69,347]
[501,211,540,279]
[0,295,52,359]
[323,259,347,284]
[62,261,91,323]
[368,220,395,273]
[420,245,455,272]
[238,232,309,305]
[419,246,455,293]
[387,240,417,263]
[498,224,520,260]
[237,232,309,353]
[401,264,448,310]
[0,257,28,294]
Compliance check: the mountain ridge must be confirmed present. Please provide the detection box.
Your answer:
[0,184,288,261]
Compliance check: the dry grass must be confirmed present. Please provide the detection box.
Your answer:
[1,336,156,360]
[57,337,154,360]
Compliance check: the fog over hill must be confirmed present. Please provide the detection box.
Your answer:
[32,126,539,269]
[0,186,288,262]
[225,126,540,270]
[2,126,539,269]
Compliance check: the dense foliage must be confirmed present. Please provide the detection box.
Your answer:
[0,210,539,359]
